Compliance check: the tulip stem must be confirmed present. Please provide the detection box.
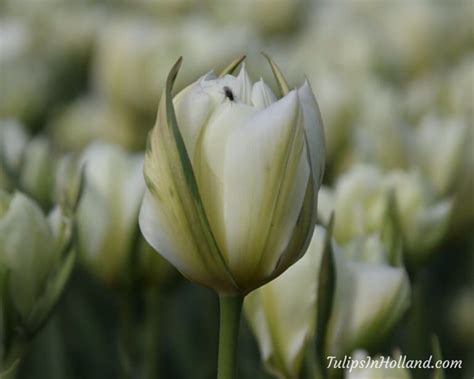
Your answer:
[217,295,243,379]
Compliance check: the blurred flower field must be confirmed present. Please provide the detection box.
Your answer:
[0,0,473,378]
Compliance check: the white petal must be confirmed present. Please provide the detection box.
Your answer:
[244,226,325,378]
[0,193,54,319]
[195,102,256,258]
[173,74,215,159]
[139,189,223,288]
[236,64,253,104]
[297,80,326,188]
[251,79,277,110]
[222,90,310,283]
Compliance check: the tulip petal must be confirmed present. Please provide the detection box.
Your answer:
[194,102,256,262]
[222,90,310,286]
[298,80,326,191]
[236,64,253,104]
[245,226,325,378]
[140,58,238,294]
[173,73,216,159]
[0,193,54,320]
[251,79,277,110]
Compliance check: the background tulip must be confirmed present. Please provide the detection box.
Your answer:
[244,226,324,379]
[0,190,76,375]
[77,142,158,287]
[326,234,411,358]
[345,350,412,379]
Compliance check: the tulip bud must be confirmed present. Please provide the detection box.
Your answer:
[139,57,325,295]
[345,350,412,379]
[414,115,468,196]
[244,225,410,378]
[0,190,75,373]
[76,143,144,286]
[326,234,411,357]
[0,121,57,208]
[0,120,28,191]
[244,226,325,379]
[77,142,171,288]
[384,171,452,264]
[318,165,452,264]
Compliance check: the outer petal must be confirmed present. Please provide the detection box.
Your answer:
[245,226,325,379]
[251,79,277,110]
[297,80,326,189]
[140,59,237,294]
[222,90,310,287]
[0,193,54,320]
[326,243,411,357]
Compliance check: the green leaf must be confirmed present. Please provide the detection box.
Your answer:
[262,53,290,97]
[315,214,336,378]
[382,190,404,267]
[27,248,76,333]
[218,55,246,78]
[431,335,445,379]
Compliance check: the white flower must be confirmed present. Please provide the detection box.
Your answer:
[326,235,411,357]
[244,226,325,379]
[77,143,144,285]
[139,58,325,295]
[0,190,75,344]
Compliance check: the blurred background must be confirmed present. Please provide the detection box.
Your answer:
[1,0,473,378]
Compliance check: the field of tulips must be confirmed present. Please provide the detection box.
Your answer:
[1,0,473,378]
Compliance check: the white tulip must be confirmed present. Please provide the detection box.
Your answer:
[414,115,468,196]
[139,58,325,295]
[345,350,412,379]
[77,143,144,285]
[245,226,325,379]
[318,165,453,264]
[326,235,411,357]
[0,190,75,373]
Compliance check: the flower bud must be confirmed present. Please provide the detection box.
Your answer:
[76,142,172,288]
[345,350,412,379]
[414,115,468,196]
[244,226,325,379]
[244,226,410,378]
[318,165,452,264]
[0,190,75,372]
[0,120,28,191]
[139,57,325,295]
[0,121,57,208]
[76,143,144,286]
[326,234,411,357]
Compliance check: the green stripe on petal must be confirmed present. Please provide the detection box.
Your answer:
[141,58,239,294]
[218,55,246,78]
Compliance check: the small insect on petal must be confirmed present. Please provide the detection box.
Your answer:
[223,86,235,101]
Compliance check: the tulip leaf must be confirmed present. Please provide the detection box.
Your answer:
[382,190,404,267]
[431,335,445,379]
[262,53,290,97]
[315,214,336,377]
[26,247,76,334]
[218,55,246,78]
[145,57,239,293]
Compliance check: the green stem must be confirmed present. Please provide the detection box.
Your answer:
[304,339,324,379]
[217,295,243,379]
[142,286,161,379]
